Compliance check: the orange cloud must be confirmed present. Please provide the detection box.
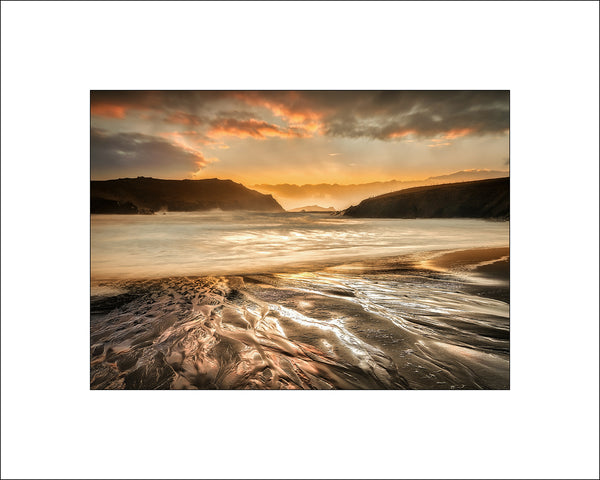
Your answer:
[427,142,452,148]
[264,102,321,124]
[443,128,474,139]
[387,129,417,139]
[166,138,218,177]
[159,132,213,163]
[207,118,309,139]
[291,121,322,135]
[231,92,325,135]
[91,104,127,119]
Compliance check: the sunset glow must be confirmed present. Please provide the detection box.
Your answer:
[91,90,509,186]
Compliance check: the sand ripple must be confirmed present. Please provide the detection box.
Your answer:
[91,266,508,390]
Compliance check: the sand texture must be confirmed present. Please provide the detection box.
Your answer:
[91,248,509,390]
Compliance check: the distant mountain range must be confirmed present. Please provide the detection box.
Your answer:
[252,169,509,211]
[344,177,509,219]
[287,205,337,212]
[91,177,284,214]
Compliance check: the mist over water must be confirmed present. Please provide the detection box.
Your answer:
[91,212,508,279]
[91,212,509,390]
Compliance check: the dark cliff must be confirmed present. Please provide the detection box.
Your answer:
[91,177,285,214]
[343,177,509,219]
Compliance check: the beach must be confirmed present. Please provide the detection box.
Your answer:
[91,244,509,390]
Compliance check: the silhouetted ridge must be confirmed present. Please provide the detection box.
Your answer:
[91,177,284,213]
[287,205,337,213]
[344,177,509,219]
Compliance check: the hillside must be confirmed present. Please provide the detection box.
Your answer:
[91,177,284,214]
[343,177,509,219]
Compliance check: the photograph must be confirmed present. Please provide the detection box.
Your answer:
[3,2,598,478]
[90,90,510,390]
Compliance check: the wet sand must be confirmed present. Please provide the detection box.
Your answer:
[424,247,509,274]
[91,247,509,390]
[420,247,509,303]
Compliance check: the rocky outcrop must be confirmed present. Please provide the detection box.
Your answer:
[91,177,284,213]
[91,197,140,214]
[344,177,509,219]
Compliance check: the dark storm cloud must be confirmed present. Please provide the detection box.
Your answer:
[244,90,509,138]
[90,91,164,117]
[163,111,206,126]
[90,128,206,176]
[91,90,509,140]
[231,91,509,140]
[90,91,232,117]
[271,90,509,139]
[325,102,509,139]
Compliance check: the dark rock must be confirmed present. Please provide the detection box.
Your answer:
[91,197,140,214]
[91,177,284,214]
[344,177,509,219]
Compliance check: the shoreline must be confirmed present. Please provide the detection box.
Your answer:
[423,247,509,275]
[92,246,510,284]
[92,246,510,314]
[423,247,510,303]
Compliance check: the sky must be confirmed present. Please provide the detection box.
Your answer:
[90,90,509,186]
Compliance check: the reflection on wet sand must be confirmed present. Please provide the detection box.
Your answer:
[91,250,509,390]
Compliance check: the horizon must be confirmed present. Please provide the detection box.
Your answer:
[90,167,509,186]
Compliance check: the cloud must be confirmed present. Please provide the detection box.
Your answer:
[207,118,310,139]
[91,90,509,142]
[231,91,326,124]
[442,128,474,139]
[163,111,205,126]
[226,90,509,141]
[158,130,229,151]
[387,129,418,139]
[90,91,164,119]
[323,95,508,140]
[328,153,341,156]
[90,104,128,119]
[215,109,256,120]
[91,128,212,178]
[91,90,230,113]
